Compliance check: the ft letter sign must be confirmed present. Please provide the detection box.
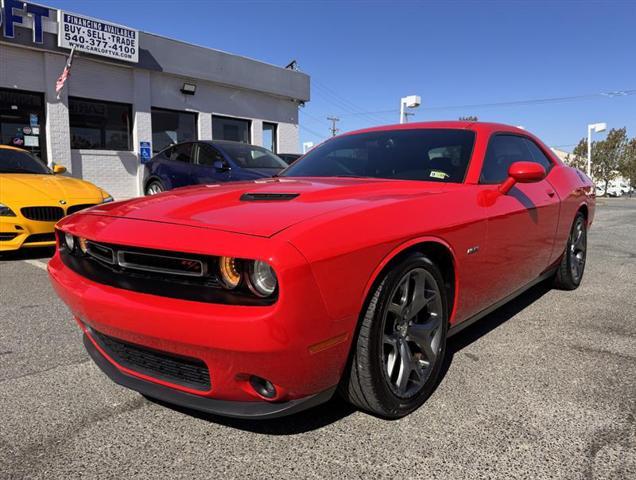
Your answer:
[1,0,50,43]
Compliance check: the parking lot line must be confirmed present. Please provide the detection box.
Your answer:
[23,259,49,271]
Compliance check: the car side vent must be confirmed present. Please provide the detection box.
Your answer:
[240,193,300,202]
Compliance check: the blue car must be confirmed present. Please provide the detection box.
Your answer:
[143,141,288,195]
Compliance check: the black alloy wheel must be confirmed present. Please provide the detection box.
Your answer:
[341,253,448,418]
[554,212,587,290]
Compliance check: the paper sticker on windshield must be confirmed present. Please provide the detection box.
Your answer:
[430,170,449,179]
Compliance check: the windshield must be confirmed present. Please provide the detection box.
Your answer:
[282,129,475,183]
[0,149,51,174]
[220,143,287,169]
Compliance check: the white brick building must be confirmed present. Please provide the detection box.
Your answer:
[0,1,309,199]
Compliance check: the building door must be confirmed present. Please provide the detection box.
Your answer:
[0,88,46,163]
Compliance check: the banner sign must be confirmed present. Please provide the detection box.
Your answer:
[57,11,138,63]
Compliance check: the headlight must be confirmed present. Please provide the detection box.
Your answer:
[64,232,75,251]
[219,256,241,289]
[101,195,114,203]
[248,260,277,297]
[78,237,88,254]
[0,203,16,217]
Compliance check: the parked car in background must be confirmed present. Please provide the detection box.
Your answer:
[277,153,302,165]
[0,145,112,251]
[143,141,288,195]
[50,122,595,419]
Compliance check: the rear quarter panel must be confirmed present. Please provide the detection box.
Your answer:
[546,165,596,265]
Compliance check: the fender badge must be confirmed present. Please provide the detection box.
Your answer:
[59,200,67,205]
[467,246,480,255]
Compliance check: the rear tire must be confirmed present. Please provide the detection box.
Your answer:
[553,212,587,290]
[145,180,165,196]
[340,253,448,418]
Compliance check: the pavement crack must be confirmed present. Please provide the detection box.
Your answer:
[0,359,91,384]
[4,396,148,478]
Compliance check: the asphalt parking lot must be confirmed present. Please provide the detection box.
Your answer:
[1,199,634,480]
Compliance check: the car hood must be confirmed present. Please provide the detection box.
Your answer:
[86,177,449,237]
[0,174,104,204]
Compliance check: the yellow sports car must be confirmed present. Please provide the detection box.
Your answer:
[0,145,113,251]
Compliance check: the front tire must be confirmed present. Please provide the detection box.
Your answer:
[341,253,448,418]
[553,212,587,290]
[145,180,165,196]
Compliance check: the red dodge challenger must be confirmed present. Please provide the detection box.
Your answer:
[49,122,594,419]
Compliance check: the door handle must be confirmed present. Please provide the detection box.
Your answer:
[546,189,555,197]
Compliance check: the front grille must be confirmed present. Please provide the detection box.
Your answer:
[0,233,18,241]
[116,250,206,277]
[67,204,97,215]
[59,237,275,306]
[24,233,56,243]
[89,327,211,391]
[21,206,64,222]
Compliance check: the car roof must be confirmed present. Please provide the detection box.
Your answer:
[204,140,265,148]
[345,121,528,137]
[0,145,28,152]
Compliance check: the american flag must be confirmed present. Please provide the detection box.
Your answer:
[55,46,75,100]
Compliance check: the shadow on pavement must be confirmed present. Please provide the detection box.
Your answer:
[0,246,55,261]
[148,281,553,434]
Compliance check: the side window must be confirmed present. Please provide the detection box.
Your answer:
[523,139,554,172]
[196,143,224,166]
[157,147,173,161]
[480,135,532,184]
[170,143,193,163]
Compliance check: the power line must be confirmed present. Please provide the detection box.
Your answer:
[331,89,636,118]
[312,80,387,124]
[299,124,326,141]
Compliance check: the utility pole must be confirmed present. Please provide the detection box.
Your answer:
[327,116,340,137]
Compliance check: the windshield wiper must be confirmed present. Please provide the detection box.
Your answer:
[333,174,371,178]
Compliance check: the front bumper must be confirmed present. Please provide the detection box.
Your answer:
[84,333,336,419]
[48,217,355,416]
[0,216,56,251]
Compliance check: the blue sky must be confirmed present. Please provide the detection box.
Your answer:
[47,0,635,151]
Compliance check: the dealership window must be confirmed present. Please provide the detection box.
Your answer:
[151,108,197,153]
[69,97,132,150]
[263,122,277,153]
[0,88,46,162]
[212,115,251,143]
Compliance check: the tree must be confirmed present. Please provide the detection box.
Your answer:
[459,115,478,121]
[570,138,588,172]
[618,138,636,189]
[571,128,627,196]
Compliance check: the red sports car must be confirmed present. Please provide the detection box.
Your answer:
[49,122,594,419]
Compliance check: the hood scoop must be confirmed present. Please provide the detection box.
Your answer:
[240,192,300,202]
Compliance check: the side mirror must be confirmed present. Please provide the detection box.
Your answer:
[53,165,67,174]
[213,160,230,172]
[498,161,546,194]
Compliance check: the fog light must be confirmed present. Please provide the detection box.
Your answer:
[64,232,75,251]
[249,375,277,399]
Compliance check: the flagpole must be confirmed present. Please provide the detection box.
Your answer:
[56,46,76,100]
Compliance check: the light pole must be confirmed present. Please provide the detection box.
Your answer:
[587,122,607,177]
[400,95,421,124]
